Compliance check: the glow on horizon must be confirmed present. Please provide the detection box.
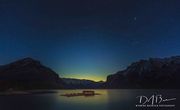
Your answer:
[61,73,107,82]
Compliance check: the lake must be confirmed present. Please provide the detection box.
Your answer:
[0,89,179,110]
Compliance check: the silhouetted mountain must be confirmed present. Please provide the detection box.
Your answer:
[0,57,63,91]
[62,78,104,89]
[106,56,180,89]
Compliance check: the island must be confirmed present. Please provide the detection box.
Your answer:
[60,90,101,97]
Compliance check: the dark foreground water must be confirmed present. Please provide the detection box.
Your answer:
[0,89,179,110]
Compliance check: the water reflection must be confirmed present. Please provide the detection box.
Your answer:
[0,94,57,110]
[106,90,135,110]
[57,90,109,110]
[0,89,179,110]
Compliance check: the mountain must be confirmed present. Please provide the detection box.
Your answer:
[1,56,179,90]
[0,57,63,91]
[105,56,180,89]
[62,78,104,89]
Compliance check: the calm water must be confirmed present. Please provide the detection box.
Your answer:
[0,89,179,110]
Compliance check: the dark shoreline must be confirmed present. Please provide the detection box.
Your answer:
[0,89,179,96]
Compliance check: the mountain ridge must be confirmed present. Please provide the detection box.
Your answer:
[0,57,63,91]
[106,56,180,89]
[62,78,104,89]
[0,56,180,90]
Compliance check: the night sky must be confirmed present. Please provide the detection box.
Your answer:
[0,0,180,81]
